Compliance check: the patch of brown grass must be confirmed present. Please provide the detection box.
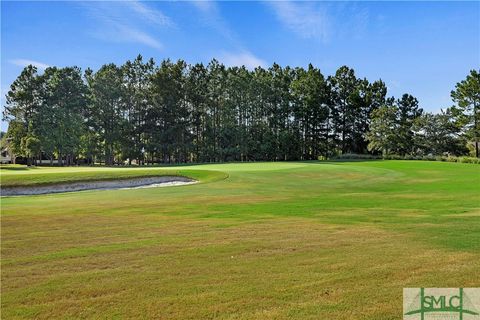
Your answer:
[2,215,479,319]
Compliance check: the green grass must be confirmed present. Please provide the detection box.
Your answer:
[0,166,227,187]
[1,161,479,319]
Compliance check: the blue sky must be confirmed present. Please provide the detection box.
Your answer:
[1,1,479,131]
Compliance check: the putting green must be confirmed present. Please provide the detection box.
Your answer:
[1,161,479,319]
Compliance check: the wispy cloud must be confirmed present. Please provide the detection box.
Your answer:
[354,8,369,39]
[267,1,371,43]
[332,2,370,40]
[80,1,171,50]
[189,0,239,46]
[126,1,173,27]
[189,1,268,68]
[267,1,330,42]
[105,21,163,50]
[219,51,267,70]
[190,0,216,14]
[10,59,50,70]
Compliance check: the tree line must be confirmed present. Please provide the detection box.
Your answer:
[3,55,479,165]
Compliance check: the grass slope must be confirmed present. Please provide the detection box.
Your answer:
[0,166,227,187]
[1,161,479,319]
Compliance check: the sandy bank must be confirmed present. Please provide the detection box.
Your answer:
[1,176,196,196]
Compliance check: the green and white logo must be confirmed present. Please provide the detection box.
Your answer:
[404,288,480,320]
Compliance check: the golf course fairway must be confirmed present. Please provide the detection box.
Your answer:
[1,160,479,319]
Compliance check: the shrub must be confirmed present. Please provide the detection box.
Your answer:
[459,157,480,164]
[330,153,479,163]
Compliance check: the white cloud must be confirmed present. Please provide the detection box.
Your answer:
[10,59,50,70]
[267,1,372,42]
[189,2,268,70]
[189,0,239,46]
[219,51,267,70]
[267,1,330,42]
[80,1,170,50]
[190,0,216,13]
[113,23,163,50]
[125,1,174,27]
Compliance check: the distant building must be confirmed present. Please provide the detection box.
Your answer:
[1,146,12,164]
[1,137,14,164]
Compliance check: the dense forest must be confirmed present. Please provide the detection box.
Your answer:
[2,55,479,165]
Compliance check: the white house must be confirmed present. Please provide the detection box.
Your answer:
[1,146,12,164]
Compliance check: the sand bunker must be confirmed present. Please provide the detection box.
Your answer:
[1,176,196,196]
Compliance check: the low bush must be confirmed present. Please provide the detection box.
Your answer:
[459,156,480,164]
[331,153,479,164]
[445,156,459,163]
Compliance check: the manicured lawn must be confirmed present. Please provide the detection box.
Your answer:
[1,161,479,319]
[0,165,227,186]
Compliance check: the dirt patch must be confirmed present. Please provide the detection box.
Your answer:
[1,176,196,196]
